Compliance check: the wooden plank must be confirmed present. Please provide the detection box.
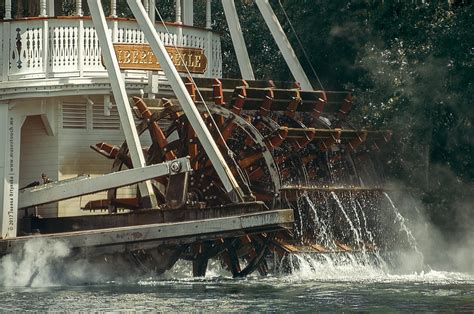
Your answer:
[5,208,294,258]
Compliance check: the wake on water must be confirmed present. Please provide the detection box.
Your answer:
[0,239,472,288]
[0,193,472,287]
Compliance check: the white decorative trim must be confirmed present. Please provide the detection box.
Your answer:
[1,18,221,83]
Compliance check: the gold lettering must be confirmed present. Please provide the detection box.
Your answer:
[187,53,195,67]
[123,50,131,64]
[113,44,206,73]
[139,50,147,64]
[194,55,202,68]
[132,50,139,64]
[117,50,124,63]
[174,53,181,66]
[148,51,156,65]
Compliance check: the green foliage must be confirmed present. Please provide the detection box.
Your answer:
[211,1,473,236]
[58,0,471,236]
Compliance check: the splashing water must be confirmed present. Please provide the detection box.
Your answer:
[280,189,432,277]
[0,191,448,288]
[0,238,153,287]
[383,192,425,268]
[356,198,376,246]
[0,238,70,287]
[302,192,333,248]
[279,252,386,282]
[331,191,362,246]
[356,198,389,270]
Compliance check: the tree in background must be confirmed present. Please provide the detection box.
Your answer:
[54,0,473,239]
[212,1,472,238]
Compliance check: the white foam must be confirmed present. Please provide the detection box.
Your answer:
[0,238,70,287]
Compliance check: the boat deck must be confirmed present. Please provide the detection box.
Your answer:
[4,202,293,257]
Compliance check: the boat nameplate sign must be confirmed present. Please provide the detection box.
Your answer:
[106,44,208,74]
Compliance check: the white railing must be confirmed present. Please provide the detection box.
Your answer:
[0,17,222,82]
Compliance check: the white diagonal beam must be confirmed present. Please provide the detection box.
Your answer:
[221,0,255,80]
[255,0,313,91]
[19,158,191,208]
[127,0,245,203]
[88,0,157,208]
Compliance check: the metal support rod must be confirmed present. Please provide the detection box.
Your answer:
[255,0,313,91]
[88,0,158,208]
[5,0,11,19]
[127,0,245,203]
[19,158,191,208]
[221,0,255,80]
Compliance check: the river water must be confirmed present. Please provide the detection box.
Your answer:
[0,258,472,312]
[1,193,472,311]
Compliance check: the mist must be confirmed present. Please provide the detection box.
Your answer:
[383,186,473,274]
[0,238,148,287]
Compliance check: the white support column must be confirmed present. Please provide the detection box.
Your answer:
[175,0,183,45]
[76,0,83,16]
[78,19,85,76]
[47,0,55,16]
[40,0,47,17]
[255,0,313,91]
[205,31,213,77]
[127,0,245,203]
[175,0,182,23]
[88,0,157,208]
[111,0,119,42]
[205,0,211,29]
[149,0,155,20]
[0,104,21,239]
[183,0,193,26]
[1,21,10,80]
[221,0,255,80]
[5,0,12,19]
[148,0,157,98]
[43,19,50,77]
[205,0,212,75]
[144,0,149,14]
[110,0,117,17]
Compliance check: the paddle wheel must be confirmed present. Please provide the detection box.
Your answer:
[179,77,393,260]
[3,0,391,277]
[86,75,391,276]
[80,0,395,277]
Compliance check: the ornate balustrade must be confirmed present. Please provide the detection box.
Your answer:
[0,17,222,83]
